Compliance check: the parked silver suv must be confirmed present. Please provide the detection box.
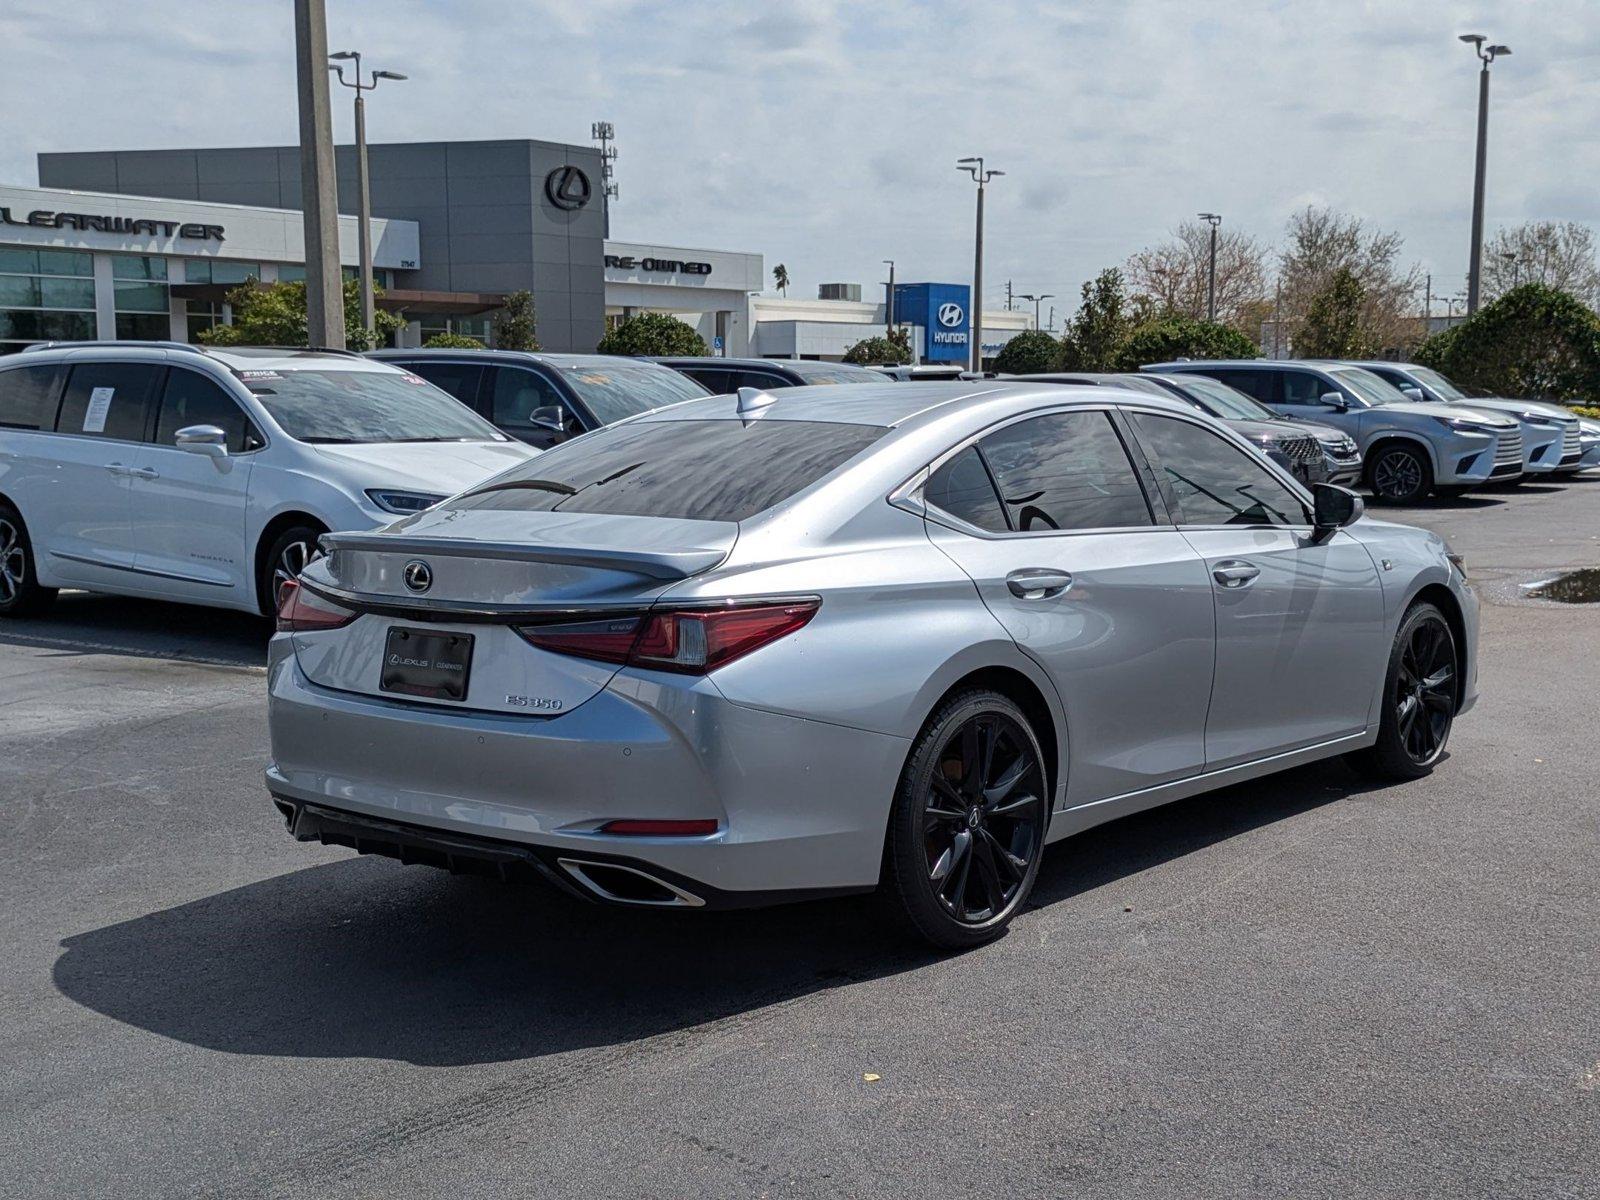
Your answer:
[1144,360,1523,503]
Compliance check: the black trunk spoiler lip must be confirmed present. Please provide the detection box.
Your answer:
[317,530,732,581]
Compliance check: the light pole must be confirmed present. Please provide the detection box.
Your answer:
[1500,251,1518,288]
[1018,293,1053,329]
[1460,33,1510,314]
[330,51,406,339]
[882,259,896,331]
[957,157,1003,372]
[1198,212,1222,322]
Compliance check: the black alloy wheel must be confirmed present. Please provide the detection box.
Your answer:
[885,690,1048,948]
[1368,444,1432,504]
[1348,602,1458,781]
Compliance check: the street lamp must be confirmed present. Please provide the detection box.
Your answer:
[1198,212,1222,322]
[329,50,407,338]
[1460,33,1510,314]
[1500,250,1518,288]
[957,157,1003,372]
[882,258,896,330]
[1017,293,1053,329]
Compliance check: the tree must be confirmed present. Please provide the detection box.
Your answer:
[422,331,485,349]
[198,278,403,351]
[492,290,539,351]
[1278,206,1422,355]
[843,335,910,365]
[1414,283,1600,401]
[772,263,789,296]
[1481,221,1600,306]
[991,329,1061,375]
[886,324,912,360]
[595,311,708,356]
[1295,268,1371,358]
[1114,316,1260,371]
[1125,220,1270,330]
[1058,268,1133,371]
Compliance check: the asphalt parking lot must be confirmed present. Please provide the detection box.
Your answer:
[2,479,1597,1199]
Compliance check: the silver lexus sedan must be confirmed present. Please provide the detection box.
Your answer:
[266,382,1479,948]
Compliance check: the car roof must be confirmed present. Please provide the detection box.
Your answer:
[11,342,393,374]
[628,380,1194,430]
[371,349,662,370]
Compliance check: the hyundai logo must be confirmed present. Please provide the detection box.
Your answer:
[937,302,965,328]
[401,560,433,594]
[544,165,592,211]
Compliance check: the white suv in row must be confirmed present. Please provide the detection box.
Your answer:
[0,343,534,619]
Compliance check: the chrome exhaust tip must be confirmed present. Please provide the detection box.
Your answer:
[556,858,706,908]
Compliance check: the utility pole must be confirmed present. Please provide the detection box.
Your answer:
[883,259,896,330]
[1461,33,1511,314]
[294,0,345,348]
[1198,212,1222,322]
[957,157,1003,373]
[330,51,406,340]
[1005,279,1014,311]
[1047,304,1056,334]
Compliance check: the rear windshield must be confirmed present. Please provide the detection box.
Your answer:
[555,362,708,425]
[241,368,506,444]
[789,362,885,385]
[449,418,887,523]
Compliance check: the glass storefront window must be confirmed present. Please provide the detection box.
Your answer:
[110,255,172,339]
[187,260,260,286]
[1,246,97,352]
[112,256,168,281]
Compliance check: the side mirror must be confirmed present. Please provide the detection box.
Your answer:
[175,424,228,458]
[1319,391,1349,410]
[528,405,567,433]
[1400,385,1425,402]
[1310,483,1363,543]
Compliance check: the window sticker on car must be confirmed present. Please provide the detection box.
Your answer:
[82,387,114,433]
[574,373,612,385]
[402,374,429,385]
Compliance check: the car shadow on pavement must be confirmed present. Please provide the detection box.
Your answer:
[51,760,1392,1068]
[0,592,268,668]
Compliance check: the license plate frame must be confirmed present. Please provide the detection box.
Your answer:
[380,627,474,702]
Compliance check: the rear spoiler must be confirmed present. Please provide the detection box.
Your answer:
[318,531,728,581]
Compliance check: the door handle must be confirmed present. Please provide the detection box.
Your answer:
[126,466,160,480]
[1006,568,1073,599]
[105,462,130,476]
[1213,560,1260,588]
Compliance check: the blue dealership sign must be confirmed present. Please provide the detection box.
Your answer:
[891,282,971,363]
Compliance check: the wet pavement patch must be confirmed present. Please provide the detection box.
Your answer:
[1520,569,1600,603]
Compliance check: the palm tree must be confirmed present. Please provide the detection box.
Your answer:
[773,263,789,296]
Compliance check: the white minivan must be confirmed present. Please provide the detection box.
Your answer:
[0,342,535,619]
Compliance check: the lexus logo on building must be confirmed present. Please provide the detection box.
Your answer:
[401,560,433,594]
[937,302,965,328]
[545,165,592,211]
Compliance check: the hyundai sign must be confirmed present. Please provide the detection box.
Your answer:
[892,282,971,363]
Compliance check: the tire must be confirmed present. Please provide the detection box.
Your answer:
[0,502,57,618]
[1366,443,1434,505]
[258,523,326,616]
[882,689,1050,950]
[1347,602,1458,782]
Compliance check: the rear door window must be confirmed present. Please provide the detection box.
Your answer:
[154,369,261,452]
[975,410,1154,532]
[449,419,887,523]
[57,362,164,441]
[0,364,62,430]
[1207,370,1276,403]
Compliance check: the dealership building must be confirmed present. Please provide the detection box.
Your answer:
[2,137,1029,361]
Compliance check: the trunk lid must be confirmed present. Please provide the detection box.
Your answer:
[290,508,737,715]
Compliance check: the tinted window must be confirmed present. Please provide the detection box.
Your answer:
[404,361,485,408]
[788,362,885,385]
[674,365,733,392]
[925,445,1007,531]
[1279,371,1330,406]
[155,369,259,452]
[730,369,794,391]
[1205,370,1274,403]
[0,365,61,430]
[976,411,1153,532]
[555,361,708,425]
[57,362,163,441]
[449,419,886,523]
[486,366,577,433]
[1166,375,1278,421]
[241,368,504,444]
[1133,412,1308,527]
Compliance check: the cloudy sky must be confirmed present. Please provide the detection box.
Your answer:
[3,1,1595,322]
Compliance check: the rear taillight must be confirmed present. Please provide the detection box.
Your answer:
[276,580,358,633]
[517,600,818,675]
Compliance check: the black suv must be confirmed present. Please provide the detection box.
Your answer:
[371,350,708,448]
[654,357,886,391]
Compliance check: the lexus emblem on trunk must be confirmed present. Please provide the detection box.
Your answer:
[402,560,433,594]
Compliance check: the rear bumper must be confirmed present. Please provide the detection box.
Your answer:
[265,643,909,900]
